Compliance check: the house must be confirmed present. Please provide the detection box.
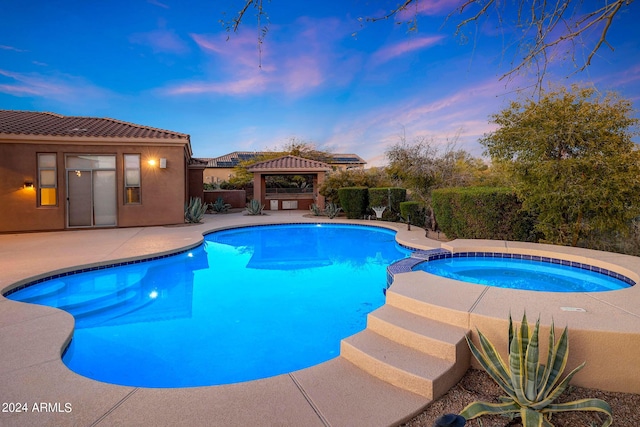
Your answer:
[0,110,203,233]
[200,151,366,185]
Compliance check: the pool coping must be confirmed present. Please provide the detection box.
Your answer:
[386,249,637,289]
[1,211,639,426]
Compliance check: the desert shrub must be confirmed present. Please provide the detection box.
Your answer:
[432,187,533,240]
[319,168,392,203]
[399,201,426,227]
[338,187,368,219]
[368,187,406,220]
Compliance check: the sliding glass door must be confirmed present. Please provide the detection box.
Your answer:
[66,155,117,228]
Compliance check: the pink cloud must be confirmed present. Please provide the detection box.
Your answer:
[165,17,356,97]
[0,44,26,52]
[396,0,461,19]
[371,36,445,65]
[0,83,42,96]
[130,29,189,54]
[165,75,267,96]
[323,78,513,166]
[601,64,640,87]
[190,33,224,54]
[0,68,112,105]
[0,69,67,96]
[190,32,263,69]
[147,0,169,9]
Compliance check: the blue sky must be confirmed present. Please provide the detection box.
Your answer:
[1,1,639,166]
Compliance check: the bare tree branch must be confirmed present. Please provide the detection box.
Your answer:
[222,0,269,67]
[222,0,634,86]
[366,0,413,23]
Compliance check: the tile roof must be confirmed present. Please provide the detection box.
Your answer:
[329,153,366,164]
[199,151,269,168]
[0,110,189,140]
[247,155,331,171]
[198,151,365,168]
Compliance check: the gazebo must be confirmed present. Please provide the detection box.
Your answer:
[247,155,331,211]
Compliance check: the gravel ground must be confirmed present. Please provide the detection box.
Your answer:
[403,369,640,427]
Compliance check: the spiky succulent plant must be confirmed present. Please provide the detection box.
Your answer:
[245,199,264,215]
[460,314,612,427]
[324,202,341,219]
[184,197,208,223]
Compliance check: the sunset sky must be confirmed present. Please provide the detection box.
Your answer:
[1,1,638,166]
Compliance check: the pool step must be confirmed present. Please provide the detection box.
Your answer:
[341,300,470,400]
[14,280,67,303]
[384,273,472,329]
[366,304,469,362]
[73,291,156,328]
[341,328,466,399]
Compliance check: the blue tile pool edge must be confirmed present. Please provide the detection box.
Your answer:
[2,247,197,298]
[386,250,637,289]
[2,222,403,298]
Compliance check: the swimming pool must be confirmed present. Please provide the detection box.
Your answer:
[6,224,411,387]
[412,254,633,292]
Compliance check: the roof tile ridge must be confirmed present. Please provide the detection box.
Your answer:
[0,110,64,118]
[42,111,65,118]
[95,116,189,138]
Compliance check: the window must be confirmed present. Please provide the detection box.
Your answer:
[38,153,57,206]
[124,154,141,204]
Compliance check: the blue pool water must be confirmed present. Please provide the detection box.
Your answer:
[413,256,632,292]
[7,224,410,387]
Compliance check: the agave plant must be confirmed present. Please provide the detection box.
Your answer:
[460,314,612,427]
[246,199,264,215]
[184,197,208,223]
[211,196,231,213]
[309,203,323,216]
[324,202,341,219]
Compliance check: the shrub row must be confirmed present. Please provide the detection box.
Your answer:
[337,187,407,219]
[338,187,369,219]
[431,187,533,241]
[399,201,426,227]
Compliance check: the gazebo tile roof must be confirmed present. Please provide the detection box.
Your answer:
[197,151,366,168]
[247,155,331,171]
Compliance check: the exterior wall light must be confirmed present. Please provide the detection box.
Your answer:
[24,181,34,189]
[148,159,157,167]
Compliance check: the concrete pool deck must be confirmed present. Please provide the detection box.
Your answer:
[1,211,639,426]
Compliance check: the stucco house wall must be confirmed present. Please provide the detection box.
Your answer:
[0,111,194,233]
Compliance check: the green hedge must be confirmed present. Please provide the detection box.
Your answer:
[432,187,533,241]
[368,187,406,220]
[338,187,369,219]
[399,201,426,227]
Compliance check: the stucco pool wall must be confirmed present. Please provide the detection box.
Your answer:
[1,213,640,427]
[424,239,640,393]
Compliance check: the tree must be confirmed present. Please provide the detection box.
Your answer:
[221,1,634,87]
[481,85,640,247]
[319,168,392,204]
[385,135,487,201]
[385,135,488,229]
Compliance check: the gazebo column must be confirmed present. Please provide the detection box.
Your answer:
[315,172,326,210]
[253,172,266,208]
